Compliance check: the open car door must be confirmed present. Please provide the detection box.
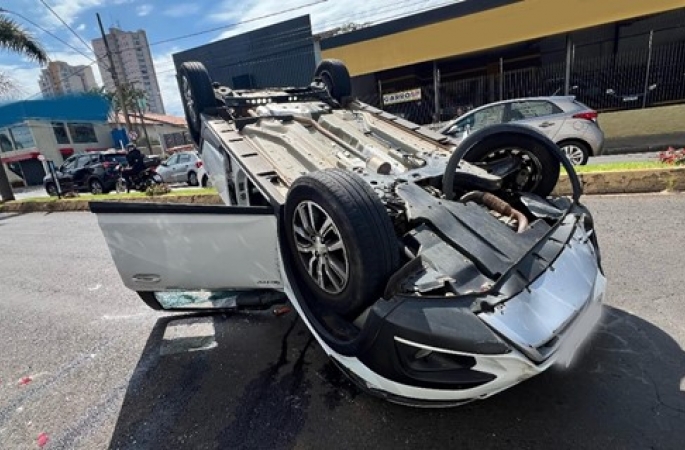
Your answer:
[90,202,284,311]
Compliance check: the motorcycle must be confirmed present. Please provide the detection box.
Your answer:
[114,164,164,193]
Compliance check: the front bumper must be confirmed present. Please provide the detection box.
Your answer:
[323,223,606,405]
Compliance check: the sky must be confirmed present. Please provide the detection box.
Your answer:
[0,0,456,116]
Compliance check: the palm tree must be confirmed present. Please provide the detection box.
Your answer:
[0,12,48,202]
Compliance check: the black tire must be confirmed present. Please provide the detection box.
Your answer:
[178,62,216,145]
[314,59,351,104]
[142,173,162,190]
[201,174,210,187]
[45,183,57,196]
[188,171,199,186]
[89,178,104,195]
[558,139,590,166]
[284,169,400,317]
[115,178,126,194]
[461,133,560,197]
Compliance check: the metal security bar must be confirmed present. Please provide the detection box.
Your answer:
[377,31,685,125]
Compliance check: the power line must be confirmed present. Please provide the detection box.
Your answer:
[0,8,96,62]
[151,0,446,69]
[37,0,94,53]
[106,0,437,58]
[155,0,456,73]
[20,0,453,100]
[149,0,328,46]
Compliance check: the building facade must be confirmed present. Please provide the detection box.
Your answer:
[0,96,113,186]
[92,28,165,114]
[173,16,318,91]
[38,61,98,97]
[320,0,685,124]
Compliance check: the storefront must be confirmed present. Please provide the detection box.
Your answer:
[320,0,685,124]
[0,96,112,185]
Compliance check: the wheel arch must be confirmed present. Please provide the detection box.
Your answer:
[443,123,583,202]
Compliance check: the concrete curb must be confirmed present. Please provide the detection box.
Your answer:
[2,167,684,213]
[553,167,685,196]
[0,194,224,213]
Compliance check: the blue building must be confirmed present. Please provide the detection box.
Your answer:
[0,95,113,185]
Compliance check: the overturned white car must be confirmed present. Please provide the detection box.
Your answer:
[91,60,606,406]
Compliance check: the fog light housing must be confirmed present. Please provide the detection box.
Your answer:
[395,339,495,388]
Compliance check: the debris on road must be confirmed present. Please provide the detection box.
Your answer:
[19,376,32,386]
[37,432,49,448]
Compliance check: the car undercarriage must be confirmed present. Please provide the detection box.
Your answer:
[91,59,606,406]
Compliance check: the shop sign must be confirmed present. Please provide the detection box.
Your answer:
[383,88,422,105]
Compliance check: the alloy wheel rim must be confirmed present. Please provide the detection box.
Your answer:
[91,181,103,194]
[562,145,585,165]
[292,200,349,295]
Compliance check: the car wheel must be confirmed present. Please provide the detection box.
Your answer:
[45,183,57,196]
[284,169,400,318]
[461,134,560,198]
[559,140,590,165]
[89,179,104,195]
[188,171,199,186]
[178,62,216,145]
[314,59,351,104]
[201,174,210,188]
[115,178,126,194]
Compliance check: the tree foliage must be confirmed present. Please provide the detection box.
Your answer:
[89,83,148,115]
[0,14,48,64]
[0,12,48,200]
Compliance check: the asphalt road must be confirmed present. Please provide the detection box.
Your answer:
[1,195,684,450]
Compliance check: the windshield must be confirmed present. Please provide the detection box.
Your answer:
[102,154,128,164]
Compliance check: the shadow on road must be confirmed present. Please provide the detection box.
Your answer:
[108,306,684,449]
[0,212,25,222]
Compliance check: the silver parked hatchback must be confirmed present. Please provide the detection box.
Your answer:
[156,151,209,186]
[440,96,604,165]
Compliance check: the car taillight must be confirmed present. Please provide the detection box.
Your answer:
[195,160,203,168]
[573,111,598,121]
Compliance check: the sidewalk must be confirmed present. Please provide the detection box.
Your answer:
[603,133,685,155]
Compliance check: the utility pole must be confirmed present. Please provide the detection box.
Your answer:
[97,13,133,136]
[0,158,15,202]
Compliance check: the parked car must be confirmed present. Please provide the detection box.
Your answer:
[44,150,129,195]
[439,96,605,165]
[90,60,605,407]
[155,151,209,187]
